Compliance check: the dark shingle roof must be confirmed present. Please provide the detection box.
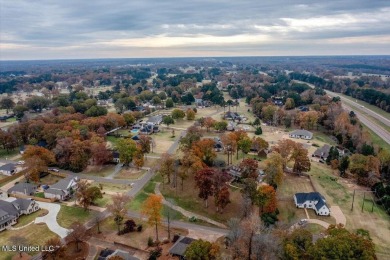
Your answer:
[313,145,331,158]
[13,198,35,211]
[289,129,313,138]
[0,200,19,216]
[0,163,16,172]
[50,176,76,190]
[45,188,66,195]
[295,192,327,210]
[169,236,196,256]
[8,182,37,195]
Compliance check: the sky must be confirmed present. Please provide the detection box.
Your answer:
[1,0,390,60]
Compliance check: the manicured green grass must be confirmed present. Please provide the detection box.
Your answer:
[57,205,97,228]
[107,135,122,147]
[14,209,48,227]
[94,194,112,207]
[127,191,148,211]
[143,181,156,194]
[35,192,45,198]
[6,117,17,122]
[304,223,326,234]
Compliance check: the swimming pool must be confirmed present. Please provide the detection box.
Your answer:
[131,129,139,134]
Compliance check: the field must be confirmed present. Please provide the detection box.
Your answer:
[93,182,133,193]
[57,205,97,228]
[308,163,390,257]
[82,164,116,177]
[0,224,59,260]
[13,209,48,228]
[114,168,146,179]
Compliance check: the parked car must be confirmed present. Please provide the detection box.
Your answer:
[17,160,25,165]
[48,168,60,172]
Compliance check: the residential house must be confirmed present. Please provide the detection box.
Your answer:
[214,141,224,152]
[226,121,236,131]
[294,192,330,216]
[0,209,17,231]
[224,111,241,121]
[8,182,37,196]
[44,176,78,200]
[312,144,331,160]
[98,249,139,260]
[0,163,17,176]
[146,115,163,125]
[0,198,39,232]
[139,124,153,135]
[289,129,313,140]
[169,236,197,259]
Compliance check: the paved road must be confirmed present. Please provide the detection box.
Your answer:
[325,90,390,126]
[298,80,390,145]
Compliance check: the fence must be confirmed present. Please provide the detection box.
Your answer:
[9,192,55,203]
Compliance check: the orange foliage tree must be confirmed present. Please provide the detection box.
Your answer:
[142,194,163,241]
[191,138,216,166]
[22,146,56,182]
[256,185,277,215]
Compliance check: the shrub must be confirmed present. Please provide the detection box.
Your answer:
[255,127,262,135]
[189,216,197,222]
[137,224,143,232]
[147,237,154,247]
[148,246,162,260]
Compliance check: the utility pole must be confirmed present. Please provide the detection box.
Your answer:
[361,192,366,212]
[351,189,355,211]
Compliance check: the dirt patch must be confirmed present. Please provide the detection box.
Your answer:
[115,168,145,180]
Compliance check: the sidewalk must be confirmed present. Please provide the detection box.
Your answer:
[154,182,227,228]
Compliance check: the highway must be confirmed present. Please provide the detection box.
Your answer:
[325,90,390,145]
[295,80,390,146]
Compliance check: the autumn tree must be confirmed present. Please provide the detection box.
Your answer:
[66,222,87,252]
[291,143,311,174]
[107,193,131,233]
[184,239,220,260]
[239,158,259,179]
[138,135,151,155]
[42,237,64,260]
[285,98,295,110]
[22,146,55,182]
[204,117,216,132]
[299,111,319,130]
[195,168,215,207]
[214,121,228,132]
[275,139,296,170]
[171,109,186,120]
[179,125,203,151]
[116,138,138,165]
[186,108,196,120]
[91,142,112,166]
[237,136,252,158]
[215,186,231,213]
[264,151,284,188]
[142,194,163,241]
[349,154,380,186]
[221,132,237,165]
[179,150,204,190]
[191,138,217,166]
[76,181,103,210]
[0,97,15,114]
[256,184,277,215]
[157,153,175,184]
[308,224,376,260]
[283,228,313,260]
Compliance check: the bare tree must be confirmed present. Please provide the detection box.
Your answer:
[42,237,64,260]
[66,222,87,252]
[107,193,131,233]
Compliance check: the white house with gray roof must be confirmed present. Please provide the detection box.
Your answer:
[44,176,78,200]
[294,192,330,216]
[0,163,17,176]
[0,198,39,232]
[289,129,313,140]
[8,182,37,196]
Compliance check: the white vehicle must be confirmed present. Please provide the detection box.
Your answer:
[48,168,60,172]
[17,160,25,165]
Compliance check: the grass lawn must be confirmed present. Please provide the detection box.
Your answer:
[114,168,146,180]
[94,193,112,207]
[82,164,116,177]
[0,148,18,159]
[39,174,63,185]
[363,125,390,152]
[107,135,121,148]
[6,117,17,122]
[95,182,132,193]
[13,209,48,227]
[57,205,97,228]
[35,192,45,198]
[304,223,326,235]
[309,162,390,257]
[0,224,58,260]
[160,177,244,224]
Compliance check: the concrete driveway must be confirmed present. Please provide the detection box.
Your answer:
[35,201,69,238]
[330,206,346,226]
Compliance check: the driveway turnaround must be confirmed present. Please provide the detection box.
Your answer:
[35,201,69,238]
[330,206,346,226]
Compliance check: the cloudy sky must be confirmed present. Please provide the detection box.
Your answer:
[1,0,390,60]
